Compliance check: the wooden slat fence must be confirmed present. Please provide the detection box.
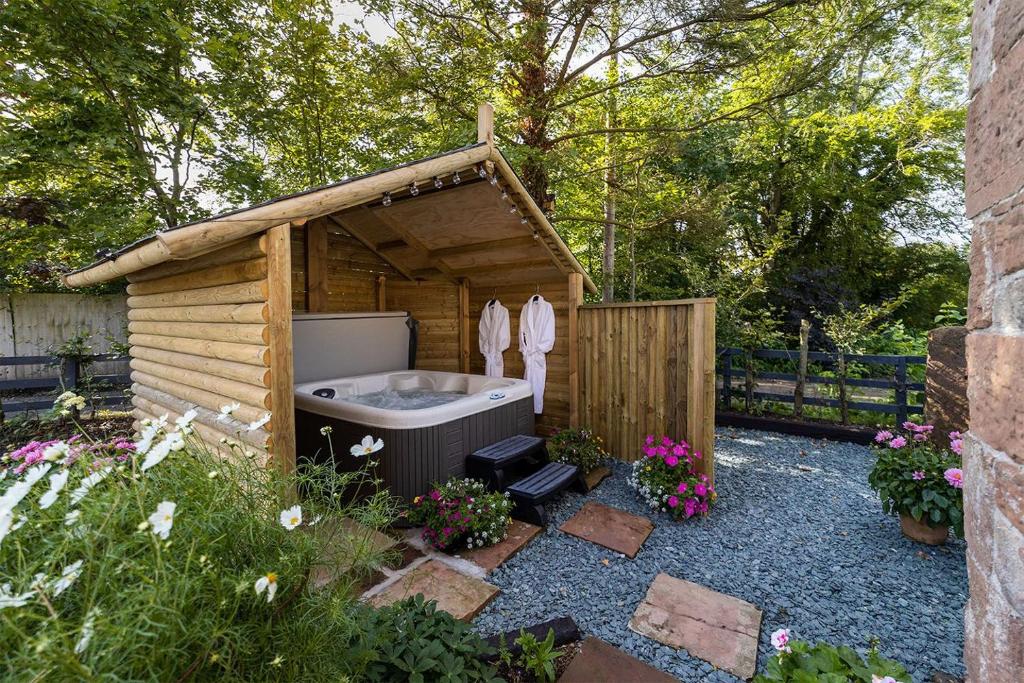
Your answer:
[718,347,926,425]
[0,353,130,414]
[578,299,715,485]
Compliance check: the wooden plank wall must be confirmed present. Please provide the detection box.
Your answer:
[468,279,573,436]
[125,235,273,463]
[292,220,397,312]
[578,299,716,485]
[387,280,461,372]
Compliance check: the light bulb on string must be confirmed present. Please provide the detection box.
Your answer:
[520,216,528,224]
[501,190,509,201]
[409,183,419,197]
[489,174,498,186]
[452,171,461,184]
[478,166,488,179]
[433,176,443,189]
[533,230,540,240]
[509,205,518,214]
[382,192,392,207]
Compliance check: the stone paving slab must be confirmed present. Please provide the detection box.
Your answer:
[459,519,542,573]
[559,501,654,558]
[629,572,762,680]
[583,465,612,491]
[368,559,499,620]
[559,637,678,682]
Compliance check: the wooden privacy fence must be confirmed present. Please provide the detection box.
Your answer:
[718,347,926,425]
[576,299,716,484]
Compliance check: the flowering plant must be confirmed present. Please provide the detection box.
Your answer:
[867,422,964,536]
[627,435,715,519]
[408,477,512,551]
[754,629,909,682]
[547,427,607,475]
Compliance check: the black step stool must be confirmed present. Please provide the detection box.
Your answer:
[466,434,548,491]
[507,462,586,527]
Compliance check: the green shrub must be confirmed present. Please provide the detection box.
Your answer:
[515,627,559,682]
[0,406,399,680]
[547,427,607,474]
[357,594,502,682]
[408,477,512,551]
[755,630,910,682]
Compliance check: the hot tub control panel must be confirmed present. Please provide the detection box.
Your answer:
[312,388,336,399]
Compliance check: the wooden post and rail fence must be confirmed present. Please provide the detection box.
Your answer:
[0,354,131,418]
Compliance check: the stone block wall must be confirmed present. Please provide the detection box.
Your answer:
[925,326,969,436]
[964,1,1024,680]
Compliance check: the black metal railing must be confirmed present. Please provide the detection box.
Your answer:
[0,354,131,415]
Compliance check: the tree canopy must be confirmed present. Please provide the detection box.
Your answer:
[0,0,970,345]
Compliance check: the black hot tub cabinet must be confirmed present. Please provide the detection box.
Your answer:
[294,370,535,503]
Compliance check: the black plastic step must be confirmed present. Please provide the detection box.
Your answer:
[507,462,584,526]
[466,434,548,491]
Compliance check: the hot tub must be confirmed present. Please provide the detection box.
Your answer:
[295,370,534,502]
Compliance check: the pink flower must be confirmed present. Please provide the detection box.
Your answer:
[677,482,688,494]
[944,467,964,488]
[888,436,907,449]
[770,628,791,652]
[642,446,657,458]
[645,435,655,446]
[902,421,919,431]
[698,501,709,513]
[695,483,707,497]
[699,473,708,482]
[948,431,961,440]
[912,470,925,480]
[950,438,963,456]
[661,436,672,447]
[664,454,679,468]
[429,490,441,501]
[874,430,894,443]
[672,443,686,457]
[912,433,928,442]
[667,495,679,508]
[693,450,702,459]
[656,446,667,457]
[683,498,696,518]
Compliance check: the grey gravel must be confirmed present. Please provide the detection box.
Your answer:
[474,428,966,682]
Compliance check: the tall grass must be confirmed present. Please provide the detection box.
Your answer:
[0,413,398,680]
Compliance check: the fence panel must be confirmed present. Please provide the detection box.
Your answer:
[578,299,715,484]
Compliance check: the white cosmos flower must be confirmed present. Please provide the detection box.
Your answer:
[279,505,302,531]
[350,435,384,457]
[148,501,176,540]
[254,572,278,602]
[0,464,52,516]
[69,467,112,505]
[42,441,70,462]
[175,409,198,432]
[0,511,12,549]
[75,608,98,654]
[217,403,240,422]
[38,469,70,510]
[247,413,271,432]
[64,509,81,526]
[141,436,174,472]
[0,582,36,609]
[51,560,83,596]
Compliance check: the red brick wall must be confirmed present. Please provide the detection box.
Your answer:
[964,1,1024,679]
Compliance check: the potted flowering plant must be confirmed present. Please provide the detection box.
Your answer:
[867,422,964,545]
[627,435,715,519]
[408,477,512,551]
[547,427,610,489]
[755,628,910,682]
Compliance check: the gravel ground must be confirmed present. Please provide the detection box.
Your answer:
[474,428,967,682]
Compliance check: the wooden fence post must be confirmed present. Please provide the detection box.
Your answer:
[837,351,849,425]
[720,350,733,409]
[61,357,80,392]
[744,349,754,413]
[895,357,908,427]
[794,319,810,418]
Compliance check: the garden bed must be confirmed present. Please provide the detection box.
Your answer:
[474,428,967,681]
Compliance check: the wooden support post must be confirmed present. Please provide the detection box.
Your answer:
[477,102,494,145]
[266,223,296,474]
[568,272,583,427]
[376,275,387,311]
[794,319,810,418]
[304,220,329,312]
[686,300,715,487]
[458,279,470,374]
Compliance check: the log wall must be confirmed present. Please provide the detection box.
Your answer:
[126,235,273,463]
[387,280,461,373]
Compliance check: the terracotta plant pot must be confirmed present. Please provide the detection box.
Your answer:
[899,513,949,545]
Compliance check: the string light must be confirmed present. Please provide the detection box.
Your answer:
[501,190,509,201]
[478,165,488,178]
[489,174,498,186]
[433,176,443,189]
[452,171,461,185]
[533,230,540,240]
[520,216,529,224]
[409,183,419,197]
[382,192,392,207]
[509,205,518,214]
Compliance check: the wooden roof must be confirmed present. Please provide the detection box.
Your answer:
[63,105,596,293]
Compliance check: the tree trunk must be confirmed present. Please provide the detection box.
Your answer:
[602,1,620,303]
[516,0,552,206]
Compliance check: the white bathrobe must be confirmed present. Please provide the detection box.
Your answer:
[478,299,510,378]
[519,295,555,414]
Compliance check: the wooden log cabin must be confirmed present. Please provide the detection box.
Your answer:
[62,104,598,474]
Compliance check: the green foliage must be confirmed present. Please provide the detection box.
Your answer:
[515,627,559,683]
[0,411,400,680]
[407,477,512,551]
[933,301,967,327]
[754,638,910,683]
[548,427,607,475]
[358,595,502,683]
[868,426,964,536]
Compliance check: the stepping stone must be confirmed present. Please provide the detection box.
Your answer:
[311,517,400,589]
[583,465,612,491]
[559,501,654,558]
[460,519,542,573]
[368,559,499,620]
[629,573,762,680]
[560,637,678,683]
